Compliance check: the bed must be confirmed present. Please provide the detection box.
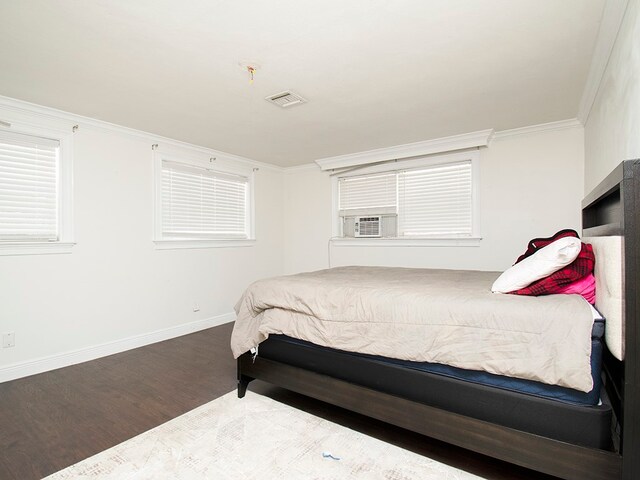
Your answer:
[233,159,640,480]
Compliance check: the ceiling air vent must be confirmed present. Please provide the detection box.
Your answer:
[265,91,307,108]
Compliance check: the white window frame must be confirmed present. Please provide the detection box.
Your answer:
[0,118,74,256]
[153,146,255,249]
[331,150,481,247]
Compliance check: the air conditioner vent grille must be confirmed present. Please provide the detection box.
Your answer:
[355,216,381,237]
[265,90,307,108]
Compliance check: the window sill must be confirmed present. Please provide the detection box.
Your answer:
[0,241,75,256]
[154,239,256,250]
[330,237,482,247]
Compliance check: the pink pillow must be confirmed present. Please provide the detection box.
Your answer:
[556,274,596,304]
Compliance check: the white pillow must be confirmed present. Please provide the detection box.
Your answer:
[491,236,582,293]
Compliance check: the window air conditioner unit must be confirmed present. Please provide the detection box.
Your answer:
[343,214,397,238]
[355,216,381,238]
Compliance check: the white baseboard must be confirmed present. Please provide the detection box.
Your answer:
[0,312,235,383]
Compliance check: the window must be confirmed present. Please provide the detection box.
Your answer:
[339,173,397,214]
[0,128,73,254]
[398,161,472,237]
[334,152,479,244]
[154,150,254,248]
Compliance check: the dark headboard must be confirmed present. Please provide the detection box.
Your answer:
[582,160,640,478]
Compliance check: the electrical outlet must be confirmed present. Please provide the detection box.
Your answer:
[2,332,15,348]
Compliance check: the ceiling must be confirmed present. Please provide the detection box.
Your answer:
[0,1,605,167]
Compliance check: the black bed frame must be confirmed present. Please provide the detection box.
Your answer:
[237,160,640,480]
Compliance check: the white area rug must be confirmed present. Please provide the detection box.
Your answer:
[46,391,483,479]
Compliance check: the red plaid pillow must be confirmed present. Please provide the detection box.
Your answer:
[510,242,595,296]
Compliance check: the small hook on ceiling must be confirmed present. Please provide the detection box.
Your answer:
[247,66,256,84]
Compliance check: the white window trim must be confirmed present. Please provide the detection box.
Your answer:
[152,146,256,249]
[0,119,75,256]
[330,150,481,246]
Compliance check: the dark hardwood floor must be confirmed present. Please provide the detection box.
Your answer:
[0,323,237,480]
[0,322,556,479]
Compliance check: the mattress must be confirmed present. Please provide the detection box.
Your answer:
[263,320,603,406]
[232,266,597,392]
[366,313,606,405]
[257,332,612,449]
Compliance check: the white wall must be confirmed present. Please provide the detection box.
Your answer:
[0,113,284,378]
[283,166,334,274]
[584,0,640,192]
[283,126,585,274]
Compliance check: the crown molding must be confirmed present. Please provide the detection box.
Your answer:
[283,163,321,174]
[0,95,284,172]
[577,0,629,124]
[293,119,581,174]
[493,119,582,139]
[0,94,588,176]
[314,129,494,171]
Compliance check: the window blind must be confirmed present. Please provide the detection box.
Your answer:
[161,160,248,239]
[398,161,472,237]
[0,131,60,242]
[338,172,397,215]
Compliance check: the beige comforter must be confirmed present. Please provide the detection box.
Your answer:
[231,266,595,392]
